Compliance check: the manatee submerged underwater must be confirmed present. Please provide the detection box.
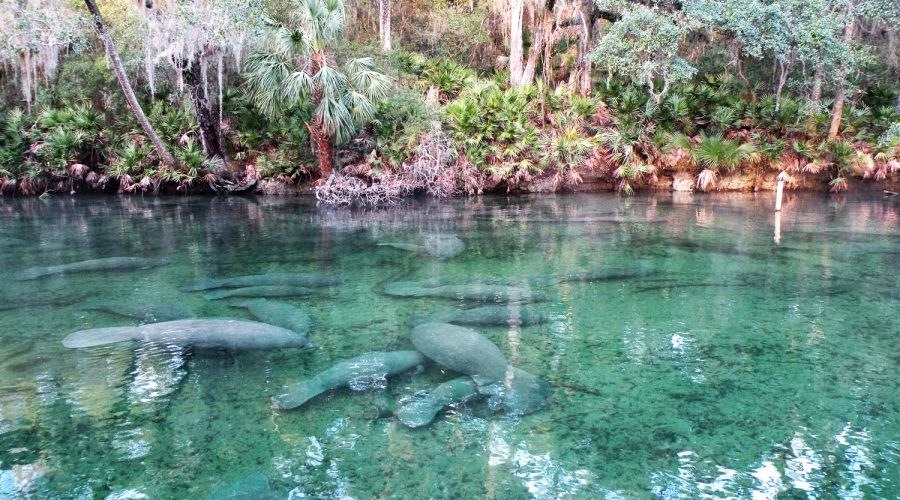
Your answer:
[63,319,312,350]
[229,299,311,335]
[274,351,426,410]
[399,322,553,427]
[16,256,169,281]
[410,305,546,327]
[384,281,547,303]
[378,233,465,259]
[182,272,342,292]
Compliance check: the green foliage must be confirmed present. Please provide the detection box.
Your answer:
[372,89,435,166]
[592,2,696,104]
[693,132,756,173]
[445,82,537,169]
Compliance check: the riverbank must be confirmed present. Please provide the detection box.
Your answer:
[4,164,896,199]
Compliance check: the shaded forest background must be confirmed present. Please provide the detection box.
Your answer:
[1,0,898,201]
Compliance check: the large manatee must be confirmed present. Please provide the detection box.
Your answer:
[396,366,552,428]
[63,319,311,350]
[274,351,426,409]
[411,322,508,385]
[410,305,545,327]
[203,285,316,301]
[378,233,464,259]
[478,366,552,416]
[182,272,342,292]
[384,282,545,303]
[397,377,480,428]
[230,299,311,335]
[16,257,168,281]
[79,300,192,324]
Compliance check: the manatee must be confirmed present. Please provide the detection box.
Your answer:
[411,305,546,327]
[397,377,481,428]
[204,474,280,500]
[384,282,546,303]
[477,366,552,416]
[554,265,655,284]
[63,319,311,350]
[182,272,342,292]
[203,285,316,301]
[411,322,508,385]
[378,233,464,259]
[274,350,426,410]
[16,257,168,281]
[0,236,28,247]
[230,299,311,335]
[79,300,192,324]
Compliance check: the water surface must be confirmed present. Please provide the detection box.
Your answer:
[0,193,897,498]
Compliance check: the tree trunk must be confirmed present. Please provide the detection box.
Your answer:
[509,0,525,86]
[522,0,555,86]
[811,62,823,106]
[828,84,845,140]
[828,2,856,141]
[379,0,391,52]
[185,55,228,163]
[774,58,791,112]
[307,120,333,179]
[309,51,333,179]
[83,0,175,166]
[570,0,594,96]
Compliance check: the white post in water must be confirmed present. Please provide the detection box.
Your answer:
[775,179,784,211]
[774,210,782,245]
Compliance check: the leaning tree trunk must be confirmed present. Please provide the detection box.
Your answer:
[509,0,525,86]
[828,2,856,141]
[185,54,228,162]
[83,0,176,166]
[379,0,391,52]
[522,0,555,85]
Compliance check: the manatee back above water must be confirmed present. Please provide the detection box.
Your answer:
[63,319,311,350]
[411,322,508,385]
[275,350,426,410]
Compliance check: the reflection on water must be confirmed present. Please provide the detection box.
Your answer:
[0,192,898,498]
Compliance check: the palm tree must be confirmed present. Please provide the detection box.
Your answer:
[692,132,755,191]
[244,0,389,179]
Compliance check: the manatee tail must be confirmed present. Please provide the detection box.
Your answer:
[63,326,140,348]
[202,290,234,301]
[15,267,51,281]
[377,243,421,252]
[273,379,326,410]
[180,279,226,292]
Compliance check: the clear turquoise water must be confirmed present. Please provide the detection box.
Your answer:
[0,193,897,499]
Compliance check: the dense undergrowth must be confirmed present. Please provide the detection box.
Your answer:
[1,0,899,202]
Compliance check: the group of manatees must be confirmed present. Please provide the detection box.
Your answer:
[51,244,652,429]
